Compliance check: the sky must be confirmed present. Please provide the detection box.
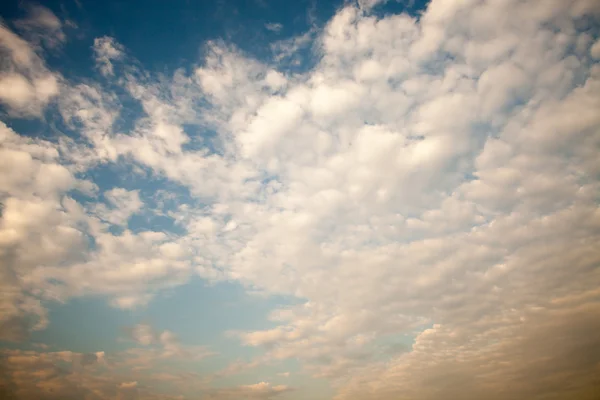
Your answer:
[0,0,599,399]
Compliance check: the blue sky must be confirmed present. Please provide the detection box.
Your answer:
[1,0,600,399]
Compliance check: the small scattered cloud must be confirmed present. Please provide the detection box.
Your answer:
[92,188,144,226]
[93,36,124,76]
[129,323,156,346]
[125,323,214,361]
[265,22,283,33]
[357,0,388,11]
[119,381,138,389]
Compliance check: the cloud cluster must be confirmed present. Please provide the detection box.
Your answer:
[0,121,86,340]
[0,346,203,400]
[1,0,599,399]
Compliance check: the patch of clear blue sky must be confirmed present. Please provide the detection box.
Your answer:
[29,278,284,351]
[0,0,431,388]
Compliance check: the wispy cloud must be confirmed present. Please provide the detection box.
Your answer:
[265,22,283,33]
[0,6,62,116]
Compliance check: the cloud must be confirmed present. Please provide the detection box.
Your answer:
[13,4,66,49]
[0,347,197,400]
[0,0,599,399]
[264,22,283,33]
[335,302,600,400]
[270,27,316,64]
[125,323,214,360]
[0,7,62,116]
[93,36,124,76]
[92,188,144,226]
[130,323,156,346]
[0,122,85,340]
[194,0,599,396]
[204,382,292,400]
[357,0,388,11]
[591,38,600,59]
[213,358,267,378]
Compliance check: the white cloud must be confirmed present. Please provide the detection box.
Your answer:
[265,23,283,33]
[93,36,124,76]
[196,0,599,396]
[1,0,599,399]
[125,323,213,361]
[270,28,316,64]
[14,4,66,49]
[0,122,84,341]
[93,188,143,226]
[0,18,61,116]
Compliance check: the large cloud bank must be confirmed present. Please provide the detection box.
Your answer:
[1,0,600,399]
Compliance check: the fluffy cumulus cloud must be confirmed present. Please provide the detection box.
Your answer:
[0,121,83,340]
[1,0,600,399]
